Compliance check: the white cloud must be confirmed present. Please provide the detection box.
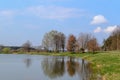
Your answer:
[94,27,102,33]
[93,25,117,34]
[26,6,83,20]
[0,10,15,25]
[104,25,117,33]
[91,15,107,25]
[0,6,85,20]
[0,10,15,17]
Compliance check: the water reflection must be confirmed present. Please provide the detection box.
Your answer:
[77,59,92,80]
[42,56,65,79]
[42,56,92,80]
[0,54,94,80]
[67,57,77,77]
[24,58,32,68]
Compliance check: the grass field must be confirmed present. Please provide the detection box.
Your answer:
[29,51,120,80]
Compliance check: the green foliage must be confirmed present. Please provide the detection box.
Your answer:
[2,47,11,53]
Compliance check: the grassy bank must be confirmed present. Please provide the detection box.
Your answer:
[79,51,120,80]
[29,51,120,80]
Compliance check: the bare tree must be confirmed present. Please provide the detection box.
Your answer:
[42,33,51,51]
[42,30,66,52]
[77,33,92,52]
[112,26,120,50]
[53,34,60,52]
[67,34,77,52]
[22,40,31,52]
[87,37,99,53]
[59,32,66,52]
[42,30,58,52]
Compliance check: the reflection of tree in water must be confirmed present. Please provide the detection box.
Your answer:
[67,57,77,77]
[42,56,65,79]
[76,59,92,80]
[42,56,92,80]
[24,58,32,68]
[67,57,92,80]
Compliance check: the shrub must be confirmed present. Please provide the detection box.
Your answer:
[2,48,11,53]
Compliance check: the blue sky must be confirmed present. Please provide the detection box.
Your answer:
[0,0,120,46]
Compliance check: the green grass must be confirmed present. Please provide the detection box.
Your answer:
[29,51,120,80]
[83,51,120,80]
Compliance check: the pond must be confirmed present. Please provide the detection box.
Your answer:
[0,54,93,80]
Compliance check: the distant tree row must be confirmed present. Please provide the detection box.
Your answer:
[0,41,32,53]
[102,26,120,51]
[42,30,99,53]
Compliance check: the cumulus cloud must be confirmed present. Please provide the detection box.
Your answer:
[26,6,83,20]
[104,25,117,33]
[94,27,102,33]
[94,25,117,33]
[91,15,107,25]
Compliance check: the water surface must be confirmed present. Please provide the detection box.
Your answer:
[0,54,92,80]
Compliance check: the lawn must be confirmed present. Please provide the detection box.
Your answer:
[80,51,120,80]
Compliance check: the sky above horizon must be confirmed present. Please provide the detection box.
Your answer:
[0,0,120,46]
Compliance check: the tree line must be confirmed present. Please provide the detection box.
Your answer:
[42,26,120,53]
[0,30,100,53]
[42,30,99,53]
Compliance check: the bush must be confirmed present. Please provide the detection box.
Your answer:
[2,48,11,53]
